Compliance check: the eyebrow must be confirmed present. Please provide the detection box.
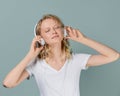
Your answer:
[43,24,60,30]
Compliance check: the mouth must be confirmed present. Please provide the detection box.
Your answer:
[52,35,59,39]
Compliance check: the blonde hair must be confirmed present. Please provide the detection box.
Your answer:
[35,14,72,59]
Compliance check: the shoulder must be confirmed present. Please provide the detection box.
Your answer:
[70,53,91,69]
[71,53,91,63]
[72,53,91,59]
[27,57,44,68]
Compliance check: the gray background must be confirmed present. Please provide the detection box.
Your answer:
[0,0,120,96]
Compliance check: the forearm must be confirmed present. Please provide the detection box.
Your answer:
[3,52,34,87]
[79,37,119,59]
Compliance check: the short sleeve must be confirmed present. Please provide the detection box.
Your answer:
[72,53,91,70]
[25,58,37,78]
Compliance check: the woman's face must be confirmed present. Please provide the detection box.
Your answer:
[40,19,64,45]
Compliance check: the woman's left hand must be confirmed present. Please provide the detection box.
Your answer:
[65,26,86,42]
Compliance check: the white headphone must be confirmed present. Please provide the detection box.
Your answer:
[34,23,45,46]
[64,29,67,37]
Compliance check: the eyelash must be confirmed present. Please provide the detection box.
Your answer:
[45,30,50,33]
[54,26,59,29]
[45,26,61,33]
[45,30,49,33]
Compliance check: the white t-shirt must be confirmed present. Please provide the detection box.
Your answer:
[26,53,91,96]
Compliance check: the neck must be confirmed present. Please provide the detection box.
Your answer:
[47,43,65,61]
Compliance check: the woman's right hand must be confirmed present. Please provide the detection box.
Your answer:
[28,36,44,59]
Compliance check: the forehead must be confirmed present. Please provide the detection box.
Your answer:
[41,19,60,29]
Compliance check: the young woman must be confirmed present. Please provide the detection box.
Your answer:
[3,14,119,96]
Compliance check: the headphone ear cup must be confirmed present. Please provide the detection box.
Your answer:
[64,29,67,37]
[34,23,45,46]
[41,38,45,46]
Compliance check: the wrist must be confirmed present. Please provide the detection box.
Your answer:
[26,52,36,60]
[78,36,88,44]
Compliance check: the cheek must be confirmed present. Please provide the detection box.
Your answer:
[41,32,49,39]
[59,31,64,39]
[42,34,51,43]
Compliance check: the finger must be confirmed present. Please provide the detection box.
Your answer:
[36,46,44,54]
[76,29,80,37]
[76,29,84,38]
[72,29,78,37]
[32,37,40,48]
[66,26,73,36]
[74,29,80,37]
[35,41,41,48]
[34,36,41,44]
[64,36,71,40]
[36,35,41,40]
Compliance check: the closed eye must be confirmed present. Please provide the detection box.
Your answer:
[54,26,61,29]
[45,29,50,33]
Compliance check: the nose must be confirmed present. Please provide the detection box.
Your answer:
[52,28,57,34]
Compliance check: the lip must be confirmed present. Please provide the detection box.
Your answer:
[52,35,59,39]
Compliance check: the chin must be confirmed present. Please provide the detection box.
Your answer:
[47,38,63,45]
[49,41,62,45]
